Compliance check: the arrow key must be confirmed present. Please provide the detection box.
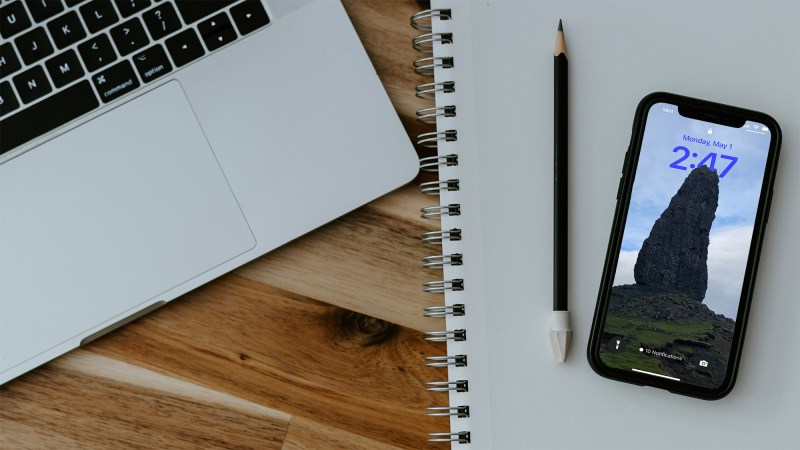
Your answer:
[165,28,205,67]
[231,0,270,36]
[198,13,237,52]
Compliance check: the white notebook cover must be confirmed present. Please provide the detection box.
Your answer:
[423,1,800,448]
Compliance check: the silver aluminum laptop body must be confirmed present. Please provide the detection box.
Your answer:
[0,0,418,385]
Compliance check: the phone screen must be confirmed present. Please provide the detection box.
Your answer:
[598,101,773,390]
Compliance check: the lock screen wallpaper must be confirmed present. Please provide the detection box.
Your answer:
[598,102,772,389]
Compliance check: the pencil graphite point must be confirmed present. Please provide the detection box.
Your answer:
[554,20,567,56]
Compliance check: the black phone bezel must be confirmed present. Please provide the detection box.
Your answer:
[587,92,782,400]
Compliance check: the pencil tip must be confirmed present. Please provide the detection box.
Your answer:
[554,19,567,56]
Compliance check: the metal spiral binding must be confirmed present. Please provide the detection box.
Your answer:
[423,303,465,318]
[414,7,469,445]
[415,81,454,100]
[422,253,463,269]
[428,432,471,444]
[425,354,467,367]
[423,279,464,293]
[417,105,456,124]
[413,32,453,53]
[417,130,457,149]
[413,56,454,76]
[420,179,459,195]
[426,380,468,392]
[419,154,458,173]
[421,228,462,244]
[410,9,451,31]
[421,204,460,219]
[424,329,467,342]
[426,405,469,417]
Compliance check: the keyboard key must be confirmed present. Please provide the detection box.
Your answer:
[114,0,151,17]
[198,12,236,52]
[0,42,22,77]
[45,49,84,88]
[0,80,99,154]
[110,17,149,55]
[12,64,52,103]
[230,0,269,36]
[141,1,180,40]
[91,59,139,103]
[24,0,64,23]
[14,26,54,65]
[165,28,204,67]
[132,44,171,83]
[64,0,88,6]
[47,10,87,49]
[79,0,118,33]
[78,33,116,71]
[0,80,21,117]
[1,1,32,39]
[175,0,234,25]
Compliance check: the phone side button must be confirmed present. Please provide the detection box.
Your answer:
[616,176,623,200]
[622,147,630,174]
[764,188,774,223]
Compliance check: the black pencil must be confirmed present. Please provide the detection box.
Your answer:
[549,19,572,363]
[554,19,568,313]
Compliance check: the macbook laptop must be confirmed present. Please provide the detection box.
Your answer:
[0,0,418,385]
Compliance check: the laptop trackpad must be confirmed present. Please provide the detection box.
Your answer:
[0,81,255,371]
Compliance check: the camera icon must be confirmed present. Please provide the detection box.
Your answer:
[699,360,709,367]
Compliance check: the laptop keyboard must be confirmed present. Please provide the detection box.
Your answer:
[0,0,270,155]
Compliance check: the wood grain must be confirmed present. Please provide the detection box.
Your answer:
[86,275,447,448]
[0,0,454,448]
[1,349,291,449]
[235,182,444,333]
[282,417,401,450]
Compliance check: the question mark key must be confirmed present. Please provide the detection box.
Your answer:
[143,3,182,40]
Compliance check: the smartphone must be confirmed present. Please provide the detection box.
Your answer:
[588,92,781,400]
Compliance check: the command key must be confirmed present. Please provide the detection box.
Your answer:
[92,60,141,103]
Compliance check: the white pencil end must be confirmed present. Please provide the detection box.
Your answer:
[549,310,572,363]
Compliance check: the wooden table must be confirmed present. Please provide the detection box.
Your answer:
[0,1,452,448]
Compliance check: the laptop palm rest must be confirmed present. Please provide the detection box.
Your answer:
[0,81,255,375]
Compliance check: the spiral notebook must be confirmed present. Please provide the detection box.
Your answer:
[412,1,800,448]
